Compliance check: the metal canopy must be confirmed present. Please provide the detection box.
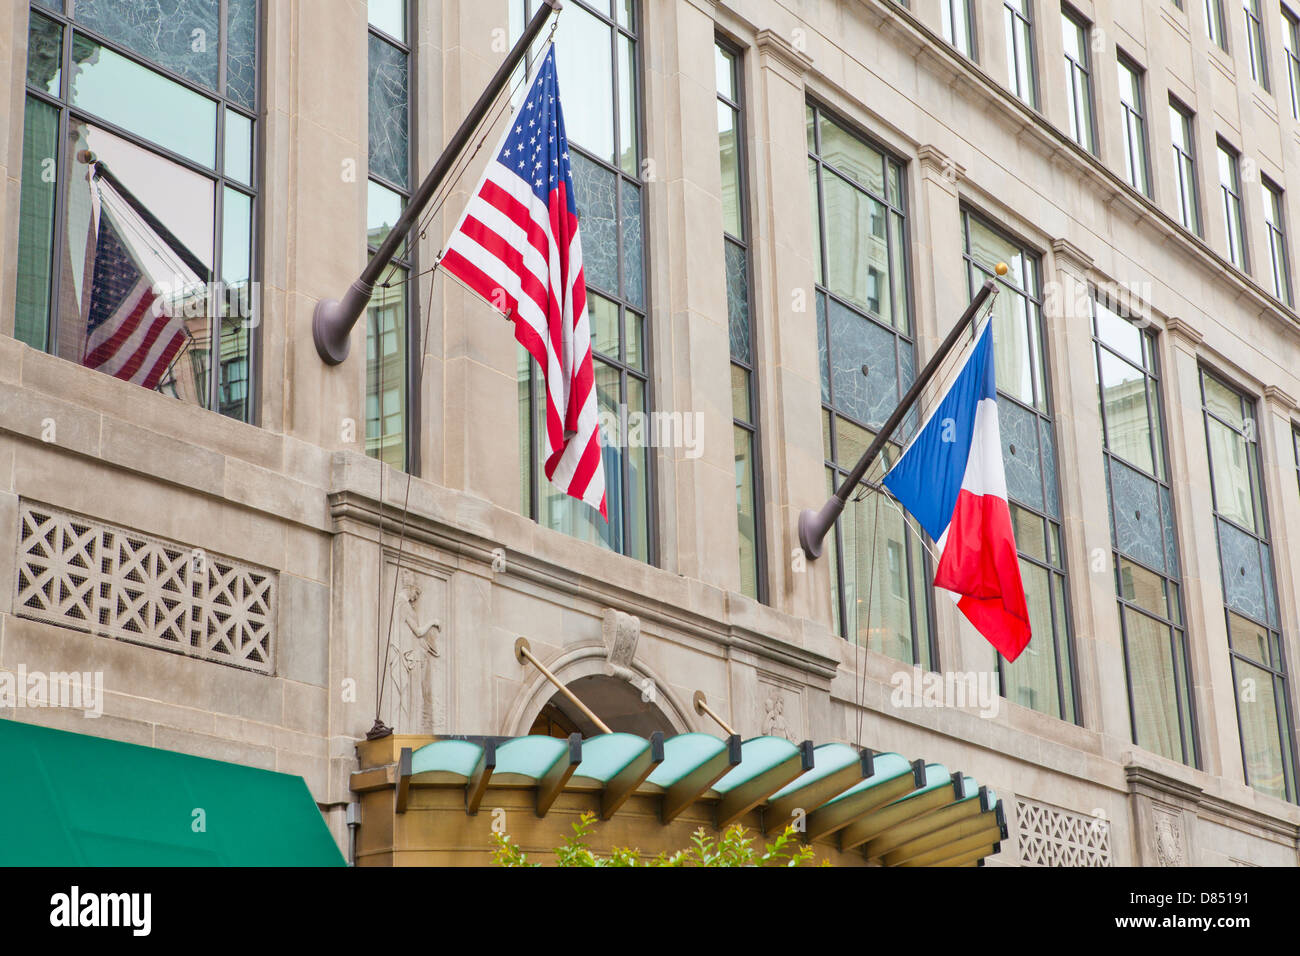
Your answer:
[379,731,1005,867]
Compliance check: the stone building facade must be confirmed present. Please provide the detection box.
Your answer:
[2,0,1299,865]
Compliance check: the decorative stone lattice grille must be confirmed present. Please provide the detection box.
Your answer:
[16,503,274,674]
[1016,797,1112,867]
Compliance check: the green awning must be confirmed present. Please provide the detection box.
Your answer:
[0,718,344,866]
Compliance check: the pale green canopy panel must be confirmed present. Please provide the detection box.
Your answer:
[400,731,1005,866]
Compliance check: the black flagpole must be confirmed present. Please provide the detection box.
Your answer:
[312,0,563,365]
[797,268,1004,559]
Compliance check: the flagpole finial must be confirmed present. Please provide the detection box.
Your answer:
[995,261,1008,277]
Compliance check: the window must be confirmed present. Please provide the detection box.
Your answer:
[1170,99,1201,234]
[514,0,649,562]
[942,0,977,59]
[1206,0,1228,50]
[1284,7,1300,119]
[1200,370,1296,802]
[807,102,932,669]
[962,210,1076,722]
[1062,8,1096,152]
[16,1,259,420]
[1294,424,1300,495]
[1004,0,1038,106]
[1117,55,1150,194]
[1263,177,1292,305]
[1092,297,1196,765]
[1243,0,1269,89]
[717,41,765,602]
[366,0,413,470]
[1217,139,1247,270]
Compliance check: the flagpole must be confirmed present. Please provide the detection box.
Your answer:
[312,0,564,364]
[797,266,1005,560]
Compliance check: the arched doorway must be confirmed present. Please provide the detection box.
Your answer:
[527,675,678,739]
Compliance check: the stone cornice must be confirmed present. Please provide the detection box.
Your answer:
[1050,237,1095,276]
[1164,316,1204,347]
[1126,762,1300,842]
[1263,385,1298,413]
[916,144,964,184]
[754,28,813,81]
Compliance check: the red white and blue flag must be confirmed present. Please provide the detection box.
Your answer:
[442,44,606,519]
[881,321,1031,660]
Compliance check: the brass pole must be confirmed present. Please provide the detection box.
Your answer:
[515,637,612,734]
[692,691,736,736]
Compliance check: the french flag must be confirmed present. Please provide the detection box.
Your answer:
[881,321,1031,661]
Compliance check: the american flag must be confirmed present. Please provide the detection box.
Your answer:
[82,172,191,391]
[442,44,607,519]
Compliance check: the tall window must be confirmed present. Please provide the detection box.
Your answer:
[1117,54,1150,195]
[962,210,1076,722]
[1004,0,1038,106]
[1062,7,1096,153]
[942,0,977,59]
[1217,138,1247,270]
[367,0,412,470]
[1262,176,1292,305]
[1284,7,1300,119]
[807,102,932,669]
[1201,371,1296,802]
[1206,0,1228,50]
[16,0,259,420]
[514,0,649,562]
[1092,298,1196,765]
[1243,0,1269,89]
[1170,99,1201,234]
[717,41,764,602]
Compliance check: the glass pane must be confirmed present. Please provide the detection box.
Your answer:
[625,374,650,563]
[986,284,1037,406]
[1227,611,1270,665]
[1109,459,1165,573]
[570,151,617,294]
[734,424,759,599]
[1160,485,1180,576]
[817,291,831,402]
[368,0,406,40]
[1123,607,1185,762]
[519,346,533,515]
[827,297,899,430]
[1203,374,1245,428]
[818,114,884,196]
[617,0,634,29]
[620,179,644,308]
[731,363,751,423]
[226,0,258,110]
[1118,557,1169,618]
[835,416,872,471]
[999,397,1045,512]
[1094,299,1145,366]
[822,409,833,462]
[221,187,252,287]
[889,212,908,332]
[822,171,892,323]
[63,121,216,404]
[15,97,59,351]
[967,215,1028,289]
[1010,503,1047,562]
[625,309,644,370]
[716,44,736,100]
[617,33,638,177]
[553,2,615,164]
[27,11,62,95]
[846,494,918,664]
[224,110,253,186]
[1002,561,1063,717]
[1234,659,1291,800]
[808,157,824,286]
[1206,417,1258,530]
[217,314,251,421]
[1218,519,1270,624]
[75,0,220,90]
[559,360,622,551]
[587,291,619,360]
[368,34,409,187]
[1039,417,1060,519]
[70,34,218,166]
[718,101,742,239]
[725,238,750,364]
[366,265,407,470]
[366,179,406,254]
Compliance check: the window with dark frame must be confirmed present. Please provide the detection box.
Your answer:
[1170,98,1201,235]
[807,101,934,670]
[366,0,414,472]
[716,39,766,603]
[1243,0,1269,89]
[16,0,260,421]
[1217,137,1248,270]
[1206,0,1228,51]
[941,0,977,60]
[962,209,1077,724]
[1062,6,1096,153]
[1284,6,1300,119]
[1262,175,1293,306]
[1092,295,1197,766]
[1117,53,1150,195]
[513,0,651,563]
[1200,369,1296,803]
[1004,0,1038,107]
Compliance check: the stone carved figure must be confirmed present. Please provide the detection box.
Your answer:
[602,608,655,699]
[762,695,795,741]
[382,569,442,732]
[1154,811,1185,867]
